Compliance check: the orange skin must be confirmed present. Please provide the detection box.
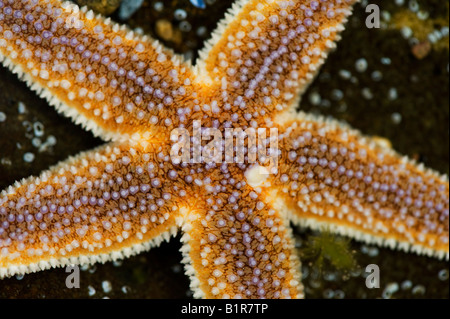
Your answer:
[0,0,448,298]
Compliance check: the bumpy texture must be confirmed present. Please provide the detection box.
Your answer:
[0,0,448,299]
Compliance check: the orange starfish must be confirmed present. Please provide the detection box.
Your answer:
[0,0,448,299]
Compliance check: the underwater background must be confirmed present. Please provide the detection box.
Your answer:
[0,0,448,298]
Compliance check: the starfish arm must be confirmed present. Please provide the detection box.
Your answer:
[197,0,357,124]
[180,168,303,299]
[0,141,193,278]
[0,0,197,141]
[270,114,449,260]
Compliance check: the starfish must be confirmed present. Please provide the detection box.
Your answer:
[0,0,448,299]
